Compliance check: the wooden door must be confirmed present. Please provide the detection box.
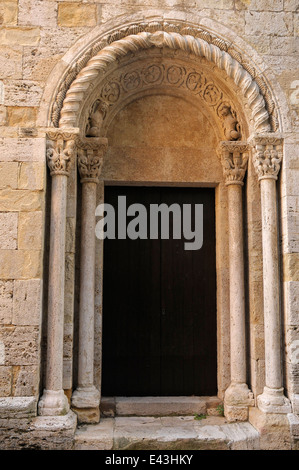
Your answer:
[101,186,217,396]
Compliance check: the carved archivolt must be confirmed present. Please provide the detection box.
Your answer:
[85,59,242,140]
[53,21,277,133]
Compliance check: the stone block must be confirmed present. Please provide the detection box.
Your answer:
[283,253,299,282]
[18,211,43,250]
[0,280,14,324]
[284,281,299,325]
[0,396,37,418]
[0,249,42,279]
[12,279,42,326]
[12,364,39,396]
[0,212,18,249]
[58,3,97,27]
[18,0,57,28]
[4,81,43,107]
[0,46,22,79]
[235,0,283,10]
[0,365,12,396]
[249,407,292,450]
[18,161,45,190]
[0,189,43,212]
[0,27,40,46]
[74,419,114,450]
[0,325,40,365]
[0,137,46,163]
[7,106,37,127]
[0,1,18,25]
[244,11,293,36]
[0,162,18,189]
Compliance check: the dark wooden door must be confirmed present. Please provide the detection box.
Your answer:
[101,186,217,396]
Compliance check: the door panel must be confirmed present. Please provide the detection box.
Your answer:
[101,186,217,396]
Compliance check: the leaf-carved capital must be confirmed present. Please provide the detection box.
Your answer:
[77,137,108,183]
[249,134,283,181]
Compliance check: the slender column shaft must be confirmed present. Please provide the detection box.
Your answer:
[46,175,68,391]
[250,133,291,413]
[38,129,78,416]
[260,178,282,390]
[71,137,107,422]
[228,184,247,384]
[77,181,97,387]
[218,141,253,422]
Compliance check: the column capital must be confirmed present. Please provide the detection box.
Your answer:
[46,128,79,177]
[77,137,108,184]
[249,133,283,181]
[217,141,249,186]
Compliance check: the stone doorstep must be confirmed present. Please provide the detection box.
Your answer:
[101,396,223,417]
[74,416,260,450]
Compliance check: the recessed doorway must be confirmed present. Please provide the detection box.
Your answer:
[102,186,217,396]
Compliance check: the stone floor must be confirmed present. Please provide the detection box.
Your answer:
[75,415,260,450]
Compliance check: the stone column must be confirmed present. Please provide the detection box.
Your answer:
[38,129,79,416]
[250,134,291,414]
[71,137,108,424]
[218,141,254,422]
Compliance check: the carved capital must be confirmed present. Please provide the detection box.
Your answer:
[77,137,108,183]
[249,134,283,181]
[46,129,79,177]
[217,141,249,186]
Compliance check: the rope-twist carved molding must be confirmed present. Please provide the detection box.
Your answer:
[51,22,277,132]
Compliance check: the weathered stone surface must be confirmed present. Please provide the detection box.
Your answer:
[0,280,14,324]
[58,3,97,27]
[0,365,12,396]
[0,396,37,418]
[0,189,43,212]
[0,212,18,249]
[0,249,42,279]
[18,162,44,190]
[0,325,40,365]
[0,46,22,79]
[249,407,292,450]
[7,106,37,127]
[4,81,43,108]
[0,137,46,162]
[12,364,39,396]
[0,1,18,26]
[0,27,40,46]
[12,279,42,326]
[75,416,260,450]
[284,253,299,282]
[18,0,57,28]
[0,162,18,189]
[18,211,43,250]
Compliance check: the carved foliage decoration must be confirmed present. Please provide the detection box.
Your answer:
[53,22,276,133]
[251,136,283,180]
[218,141,249,185]
[46,130,77,176]
[77,137,108,182]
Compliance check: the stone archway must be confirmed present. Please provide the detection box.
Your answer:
[38,19,291,425]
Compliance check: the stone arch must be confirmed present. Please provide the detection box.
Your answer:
[50,21,278,134]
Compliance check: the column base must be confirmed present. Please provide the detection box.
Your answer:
[224,382,254,422]
[257,386,291,414]
[71,386,100,424]
[38,389,70,417]
[249,407,292,450]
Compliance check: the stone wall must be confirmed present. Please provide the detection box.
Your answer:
[0,0,298,444]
